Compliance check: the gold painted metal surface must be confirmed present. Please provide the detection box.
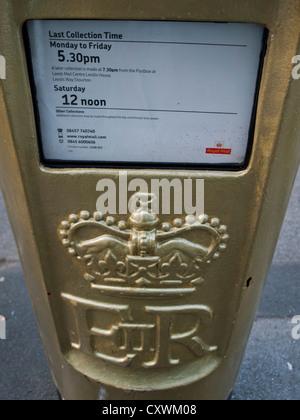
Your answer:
[0,0,300,400]
[58,196,228,389]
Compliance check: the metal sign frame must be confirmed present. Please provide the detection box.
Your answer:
[23,20,268,171]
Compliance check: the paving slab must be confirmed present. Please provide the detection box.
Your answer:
[233,318,300,400]
[0,263,57,400]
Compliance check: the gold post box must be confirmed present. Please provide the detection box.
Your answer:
[0,0,299,400]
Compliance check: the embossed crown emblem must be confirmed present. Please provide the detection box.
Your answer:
[59,194,229,298]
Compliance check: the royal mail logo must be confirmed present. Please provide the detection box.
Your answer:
[206,141,232,155]
[206,148,232,155]
[59,193,229,388]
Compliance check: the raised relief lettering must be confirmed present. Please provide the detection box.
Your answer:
[62,293,216,368]
[59,194,229,385]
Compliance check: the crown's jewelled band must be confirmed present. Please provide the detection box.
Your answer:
[59,204,229,298]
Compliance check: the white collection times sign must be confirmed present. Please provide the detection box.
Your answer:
[25,20,265,166]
